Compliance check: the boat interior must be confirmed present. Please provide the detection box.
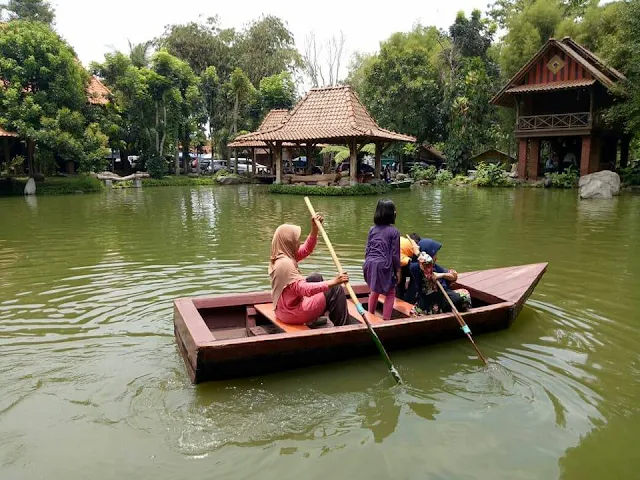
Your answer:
[194,286,499,342]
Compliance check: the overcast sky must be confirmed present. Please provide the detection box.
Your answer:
[54,0,490,77]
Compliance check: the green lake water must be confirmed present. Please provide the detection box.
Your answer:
[1,185,639,479]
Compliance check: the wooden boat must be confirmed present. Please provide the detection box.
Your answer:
[389,179,413,189]
[174,262,547,383]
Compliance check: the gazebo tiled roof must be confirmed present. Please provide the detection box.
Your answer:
[228,109,295,148]
[234,86,416,144]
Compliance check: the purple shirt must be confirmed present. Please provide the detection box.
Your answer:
[362,225,401,294]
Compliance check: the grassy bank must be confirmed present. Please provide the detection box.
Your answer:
[0,176,104,196]
[268,183,391,196]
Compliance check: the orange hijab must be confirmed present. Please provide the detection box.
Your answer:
[269,224,304,306]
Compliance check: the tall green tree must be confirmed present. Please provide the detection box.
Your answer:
[233,15,302,86]
[158,17,234,77]
[1,0,55,25]
[604,0,640,134]
[201,66,221,157]
[258,71,296,113]
[0,21,109,173]
[356,25,446,144]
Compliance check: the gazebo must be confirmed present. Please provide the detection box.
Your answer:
[492,37,627,179]
[1,126,18,172]
[233,86,416,184]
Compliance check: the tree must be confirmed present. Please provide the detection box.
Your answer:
[0,21,109,174]
[1,0,55,25]
[227,67,255,137]
[201,66,220,157]
[356,25,446,144]
[157,17,235,77]
[128,40,153,68]
[444,58,496,173]
[233,15,301,86]
[258,71,296,112]
[302,31,346,87]
[604,0,640,134]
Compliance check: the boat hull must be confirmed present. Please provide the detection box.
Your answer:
[174,263,547,383]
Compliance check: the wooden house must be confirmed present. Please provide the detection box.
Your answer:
[492,37,629,179]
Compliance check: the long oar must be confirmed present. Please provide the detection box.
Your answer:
[435,280,489,366]
[304,196,402,384]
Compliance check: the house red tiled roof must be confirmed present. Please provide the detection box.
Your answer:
[505,79,596,94]
[0,126,18,138]
[87,76,111,105]
[234,86,416,144]
[492,37,625,107]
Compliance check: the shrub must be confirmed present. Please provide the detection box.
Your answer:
[268,183,390,196]
[621,160,640,186]
[146,155,167,178]
[548,166,579,188]
[142,176,217,187]
[451,174,472,186]
[0,175,104,196]
[474,162,508,187]
[410,165,437,182]
[434,169,453,185]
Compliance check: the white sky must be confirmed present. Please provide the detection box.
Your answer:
[54,0,489,78]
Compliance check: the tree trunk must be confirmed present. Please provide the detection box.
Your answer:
[233,93,239,135]
[182,135,190,175]
[174,143,180,175]
[234,148,239,174]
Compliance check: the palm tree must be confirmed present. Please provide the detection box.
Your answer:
[128,40,153,68]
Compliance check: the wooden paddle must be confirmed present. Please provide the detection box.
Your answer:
[304,196,402,384]
[435,280,489,366]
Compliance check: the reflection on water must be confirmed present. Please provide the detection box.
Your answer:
[0,186,639,479]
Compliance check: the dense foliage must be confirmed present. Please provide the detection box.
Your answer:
[1,1,639,182]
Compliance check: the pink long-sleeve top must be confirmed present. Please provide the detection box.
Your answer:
[275,234,329,324]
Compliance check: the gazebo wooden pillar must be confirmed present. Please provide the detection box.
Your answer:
[349,138,358,185]
[375,142,382,181]
[274,141,283,184]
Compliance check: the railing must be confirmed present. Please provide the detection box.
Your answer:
[517,112,591,131]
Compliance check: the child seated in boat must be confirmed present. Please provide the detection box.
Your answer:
[269,215,350,327]
[409,238,472,315]
[397,233,421,301]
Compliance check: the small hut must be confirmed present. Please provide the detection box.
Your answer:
[469,149,516,166]
[492,37,628,179]
[233,86,416,184]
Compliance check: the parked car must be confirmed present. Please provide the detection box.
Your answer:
[229,158,268,174]
[211,159,228,173]
[338,161,375,174]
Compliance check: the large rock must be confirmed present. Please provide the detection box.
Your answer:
[317,181,329,187]
[338,177,350,187]
[579,170,620,199]
[218,176,241,185]
[24,177,36,195]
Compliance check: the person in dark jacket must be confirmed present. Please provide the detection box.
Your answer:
[409,238,471,314]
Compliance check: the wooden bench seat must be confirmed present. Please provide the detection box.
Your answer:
[378,295,415,317]
[254,303,310,333]
[346,299,384,324]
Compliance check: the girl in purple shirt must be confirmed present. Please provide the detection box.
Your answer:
[363,199,401,320]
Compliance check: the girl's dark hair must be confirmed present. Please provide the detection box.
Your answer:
[373,199,396,226]
[409,233,421,243]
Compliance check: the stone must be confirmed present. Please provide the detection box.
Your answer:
[329,182,338,186]
[543,177,552,188]
[218,176,241,185]
[338,177,350,187]
[418,180,430,186]
[317,181,329,187]
[105,179,113,188]
[24,177,36,195]
[579,178,613,199]
[579,170,620,197]
[134,178,142,188]
[508,163,518,178]
[396,173,407,181]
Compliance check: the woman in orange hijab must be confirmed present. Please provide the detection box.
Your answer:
[269,214,350,326]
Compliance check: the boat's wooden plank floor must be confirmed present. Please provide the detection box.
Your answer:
[455,263,547,304]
